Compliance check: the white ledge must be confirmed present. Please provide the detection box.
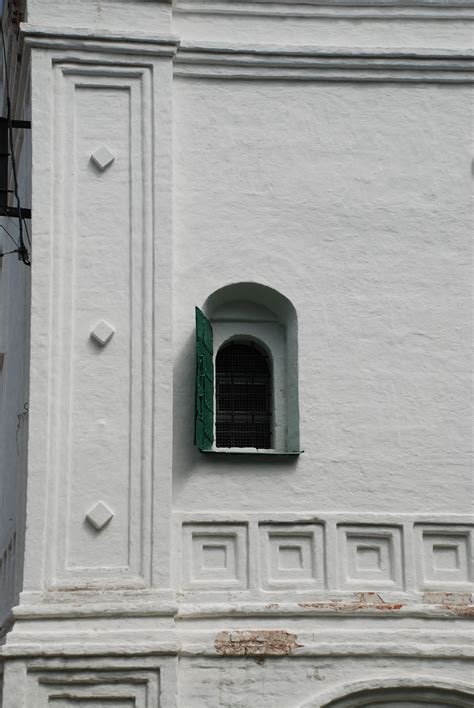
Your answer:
[176,600,473,619]
[175,0,474,20]
[178,41,474,58]
[21,24,180,56]
[175,42,474,82]
[200,447,302,455]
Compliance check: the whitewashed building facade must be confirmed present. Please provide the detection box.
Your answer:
[0,0,473,706]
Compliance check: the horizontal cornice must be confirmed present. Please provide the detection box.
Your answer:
[175,0,474,20]
[175,42,474,82]
[19,26,474,83]
[21,24,180,56]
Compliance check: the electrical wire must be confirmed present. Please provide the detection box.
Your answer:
[0,247,20,258]
[0,222,19,249]
[0,23,30,266]
[22,212,31,247]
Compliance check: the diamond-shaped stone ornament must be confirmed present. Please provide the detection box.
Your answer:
[86,501,114,531]
[90,320,115,346]
[90,145,115,171]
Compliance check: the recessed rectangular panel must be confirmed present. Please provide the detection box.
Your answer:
[415,524,473,590]
[33,670,160,708]
[259,523,325,590]
[50,64,153,587]
[337,525,404,590]
[67,84,132,570]
[182,523,249,590]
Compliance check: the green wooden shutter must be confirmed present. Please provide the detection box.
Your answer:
[195,307,214,450]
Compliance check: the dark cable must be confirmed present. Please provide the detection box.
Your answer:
[0,24,30,266]
[0,222,19,249]
[0,247,22,258]
[22,213,31,247]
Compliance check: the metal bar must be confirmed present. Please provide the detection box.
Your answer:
[11,120,31,129]
[2,206,31,219]
[0,118,8,211]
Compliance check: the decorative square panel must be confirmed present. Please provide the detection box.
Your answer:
[182,523,248,590]
[338,525,404,590]
[415,525,473,590]
[259,523,325,590]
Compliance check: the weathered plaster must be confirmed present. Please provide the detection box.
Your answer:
[0,0,472,705]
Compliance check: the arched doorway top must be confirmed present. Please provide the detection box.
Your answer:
[299,676,474,708]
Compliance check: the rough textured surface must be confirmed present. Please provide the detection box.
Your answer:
[0,0,472,706]
[173,78,471,513]
[215,630,301,656]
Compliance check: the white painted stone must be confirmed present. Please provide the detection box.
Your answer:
[415,524,473,590]
[259,523,325,590]
[85,501,114,531]
[338,525,404,590]
[90,319,115,346]
[90,145,115,172]
[182,523,248,590]
[0,0,472,706]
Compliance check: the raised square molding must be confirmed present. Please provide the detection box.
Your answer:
[415,525,473,590]
[182,523,248,590]
[259,523,325,590]
[90,145,115,171]
[85,501,114,531]
[90,320,115,346]
[337,525,404,590]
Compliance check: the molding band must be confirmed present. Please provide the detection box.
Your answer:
[175,42,474,82]
[21,24,180,57]
[175,0,474,20]
[176,600,473,619]
[18,26,474,82]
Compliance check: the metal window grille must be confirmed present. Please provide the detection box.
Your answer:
[216,341,272,449]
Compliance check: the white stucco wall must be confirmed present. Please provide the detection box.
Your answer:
[0,1,472,706]
[173,78,471,513]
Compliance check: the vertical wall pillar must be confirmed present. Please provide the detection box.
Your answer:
[22,25,177,601]
[1,15,179,706]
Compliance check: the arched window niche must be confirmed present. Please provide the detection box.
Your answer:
[194,282,301,455]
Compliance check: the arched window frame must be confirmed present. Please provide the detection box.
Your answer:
[194,283,301,455]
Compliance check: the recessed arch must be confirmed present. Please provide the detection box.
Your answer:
[203,281,297,325]
[299,676,474,708]
[201,282,300,453]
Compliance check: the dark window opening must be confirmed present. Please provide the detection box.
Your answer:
[216,341,272,448]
